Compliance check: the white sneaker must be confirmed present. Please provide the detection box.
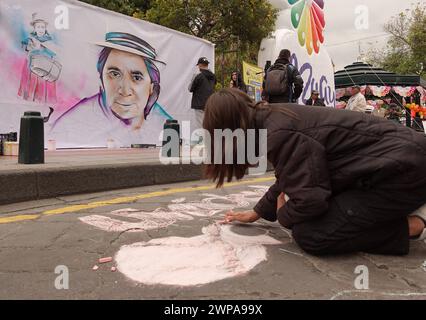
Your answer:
[410,203,426,241]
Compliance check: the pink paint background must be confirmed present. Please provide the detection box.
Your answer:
[3,51,91,119]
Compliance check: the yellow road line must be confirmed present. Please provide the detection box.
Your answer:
[1,176,275,224]
[0,214,40,224]
[43,176,274,215]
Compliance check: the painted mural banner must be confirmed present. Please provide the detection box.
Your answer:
[242,61,263,102]
[260,0,335,106]
[0,0,214,148]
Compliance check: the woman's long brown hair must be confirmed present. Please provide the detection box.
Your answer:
[203,88,297,188]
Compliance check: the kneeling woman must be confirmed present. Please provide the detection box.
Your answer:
[203,89,426,256]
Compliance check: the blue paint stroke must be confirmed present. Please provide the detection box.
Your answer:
[153,102,173,120]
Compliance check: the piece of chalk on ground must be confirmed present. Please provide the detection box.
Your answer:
[111,267,117,272]
[99,257,113,264]
[92,265,99,271]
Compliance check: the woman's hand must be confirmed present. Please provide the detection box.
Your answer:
[221,210,260,224]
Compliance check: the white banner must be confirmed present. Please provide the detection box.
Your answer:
[0,0,214,148]
[260,0,336,107]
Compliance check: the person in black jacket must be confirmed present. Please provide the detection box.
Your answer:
[188,57,216,144]
[305,90,326,106]
[262,49,304,103]
[203,89,426,256]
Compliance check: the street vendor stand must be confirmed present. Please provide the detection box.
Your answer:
[334,62,426,133]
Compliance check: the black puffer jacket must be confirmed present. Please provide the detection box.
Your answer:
[253,103,426,228]
[189,69,216,110]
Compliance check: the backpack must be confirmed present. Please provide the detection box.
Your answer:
[264,63,290,96]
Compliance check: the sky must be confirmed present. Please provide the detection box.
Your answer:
[322,0,419,71]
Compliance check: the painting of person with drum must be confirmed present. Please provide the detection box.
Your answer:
[18,13,61,104]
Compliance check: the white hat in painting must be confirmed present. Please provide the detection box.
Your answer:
[95,32,165,65]
[30,13,48,26]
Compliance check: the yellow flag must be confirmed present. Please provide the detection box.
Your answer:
[242,61,264,101]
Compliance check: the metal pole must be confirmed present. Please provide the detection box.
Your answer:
[221,49,225,88]
[236,36,240,87]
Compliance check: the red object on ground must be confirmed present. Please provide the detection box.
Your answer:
[98,257,113,264]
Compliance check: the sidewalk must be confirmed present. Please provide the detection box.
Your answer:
[0,148,202,205]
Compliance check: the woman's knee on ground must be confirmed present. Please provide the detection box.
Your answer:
[276,215,331,255]
[291,223,335,256]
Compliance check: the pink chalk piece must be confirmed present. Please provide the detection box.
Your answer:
[98,257,113,264]
[92,265,99,271]
[111,267,117,272]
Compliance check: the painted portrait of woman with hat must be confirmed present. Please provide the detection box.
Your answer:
[18,12,60,104]
[51,32,172,148]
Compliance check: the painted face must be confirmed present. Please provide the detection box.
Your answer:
[34,22,47,37]
[102,49,153,120]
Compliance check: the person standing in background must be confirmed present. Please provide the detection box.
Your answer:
[262,49,304,103]
[229,71,247,93]
[346,85,367,112]
[305,90,325,106]
[189,57,216,144]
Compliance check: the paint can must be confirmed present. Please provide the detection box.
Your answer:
[3,142,11,156]
[11,142,19,156]
[47,140,56,151]
[4,142,19,156]
[107,139,115,149]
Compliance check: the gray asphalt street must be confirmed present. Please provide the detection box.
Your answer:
[0,173,425,300]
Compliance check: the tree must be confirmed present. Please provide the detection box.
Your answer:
[145,0,278,87]
[80,0,278,87]
[362,3,426,77]
[81,0,152,18]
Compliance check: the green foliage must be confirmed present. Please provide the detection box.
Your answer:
[145,0,278,87]
[81,0,152,18]
[145,0,277,45]
[80,0,278,87]
[363,2,426,78]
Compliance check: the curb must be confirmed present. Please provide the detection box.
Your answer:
[0,163,203,205]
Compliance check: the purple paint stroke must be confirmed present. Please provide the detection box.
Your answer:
[51,93,101,127]
[291,53,335,106]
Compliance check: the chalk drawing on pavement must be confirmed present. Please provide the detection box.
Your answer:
[79,185,285,286]
[115,223,281,286]
[79,186,270,232]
